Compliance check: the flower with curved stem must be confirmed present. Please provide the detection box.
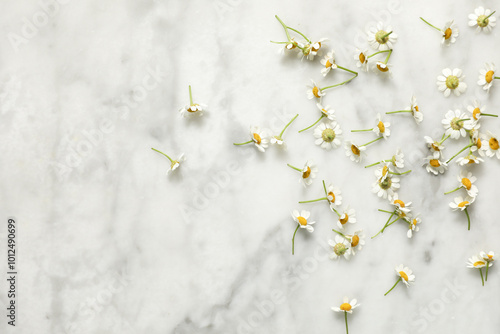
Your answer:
[385,265,415,295]
[306,79,325,100]
[481,131,500,159]
[291,209,315,255]
[386,95,423,124]
[332,296,359,334]
[336,206,357,230]
[457,153,484,166]
[372,173,400,199]
[314,121,342,150]
[444,171,478,197]
[329,235,351,260]
[233,126,269,152]
[478,63,498,92]
[480,251,495,281]
[321,50,338,76]
[424,136,447,158]
[469,7,497,33]
[179,85,207,117]
[374,61,391,75]
[354,48,369,71]
[373,113,391,139]
[442,110,470,139]
[270,114,298,149]
[424,156,448,175]
[450,196,475,230]
[466,100,498,124]
[367,22,397,50]
[420,17,458,45]
[287,160,318,187]
[407,216,421,238]
[437,68,467,97]
[317,103,336,121]
[151,148,185,175]
[302,38,328,61]
[467,255,488,286]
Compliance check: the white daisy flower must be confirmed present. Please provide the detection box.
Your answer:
[390,193,412,216]
[345,141,367,163]
[373,113,391,139]
[374,61,391,74]
[372,174,400,199]
[437,68,467,97]
[303,38,327,60]
[469,7,497,33]
[442,109,469,139]
[457,171,478,197]
[480,251,495,263]
[314,121,342,150]
[482,131,500,159]
[367,22,398,50]
[478,63,497,92]
[316,103,336,121]
[467,100,486,122]
[374,163,392,182]
[467,255,487,269]
[395,264,415,287]
[336,206,356,230]
[410,95,423,124]
[270,136,286,148]
[346,230,365,256]
[424,136,445,159]
[391,149,405,168]
[331,297,360,314]
[328,235,351,260]
[179,85,207,117]
[151,148,185,175]
[441,20,459,45]
[326,183,342,207]
[354,48,369,71]
[457,154,484,165]
[306,80,325,99]
[424,156,448,175]
[407,216,421,238]
[320,50,338,76]
[301,160,318,187]
[291,209,316,233]
[250,126,269,152]
[449,196,475,211]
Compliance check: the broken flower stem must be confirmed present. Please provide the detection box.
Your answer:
[151,148,173,163]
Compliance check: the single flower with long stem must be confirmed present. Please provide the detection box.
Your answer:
[345,137,383,163]
[467,255,488,286]
[299,103,336,133]
[450,196,475,230]
[386,95,423,124]
[151,148,185,175]
[271,114,299,147]
[299,180,342,207]
[287,160,318,187]
[179,85,207,117]
[291,210,315,255]
[374,49,393,74]
[304,69,358,101]
[234,126,270,152]
[385,264,415,295]
[469,7,497,33]
[420,17,459,45]
[332,297,359,334]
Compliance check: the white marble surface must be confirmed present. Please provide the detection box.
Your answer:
[1,0,500,333]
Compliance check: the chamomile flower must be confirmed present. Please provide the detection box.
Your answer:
[449,196,475,211]
[391,149,405,168]
[270,114,298,150]
[457,171,478,197]
[250,126,269,152]
[441,21,459,45]
[480,251,495,263]
[374,61,391,74]
[328,235,351,260]
[482,131,500,159]
[467,254,490,285]
[375,163,391,181]
[457,154,484,166]
[410,95,423,124]
[372,113,391,139]
[332,297,359,314]
[301,160,318,186]
[320,51,338,76]
[316,103,336,121]
[367,22,398,50]
[469,7,497,33]
[345,141,367,163]
[467,100,487,122]
[303,38,327,60]
[291,209,316,254]
[179,86,207,117]
[336,206,357,230]
[424,156,448,175]
[407,216,421,238]
[354,48,369,71]
[442,109,469,139]
[437,68,467,97]
[385,264,415,295]
[346,230,365,256]
[424,136,445,159]
[372,174,400,199]
[477,63,497,92]
[306,80,325,99]
[314,122,342,150]
[151,148,185,175]
[390,193,412,216]
[326,183,343,207]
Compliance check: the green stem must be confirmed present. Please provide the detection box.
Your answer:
[233,140,253,146]
[383,49,392,64]
[389,170,411,175]
[299,197,327,203]
[286,26,311,43]
[480,113,498,117]
[188,85,193,105]
[381,31,393,39]
[287,164,302,172]
[382,217,400,231]
[151,148,174,163]
[345,311,349,334]
[485,10,496,20]
[372,212,395,239]
[279,114,299,137]
[384,278,401,296]
[331,206,341,217]
[495,77,500,80]
[361,136,383,147]
[446,144,473,163]
[378,209,395,214]
[444,187,461,195]
[298,115,324,133]
[365,161,381,168]
[320,72,358,91]
[439,134,451,144]
[351,128,374,132]
[332,228,347,238]
[367,49,392,59]
[292,225,299,255]
[479,268,484,286]
[386,110,411,114]
[337,65,358,76]
[322,180,328,196]
[485,262,490,281]
[270,40,289,44]
[420,17,441,31]
[275,15,292,41]
[465,208,471,231]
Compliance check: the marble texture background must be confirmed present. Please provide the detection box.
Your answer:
[1,0,499,333]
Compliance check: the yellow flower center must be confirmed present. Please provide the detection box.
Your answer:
[489,137,499,150]
[476,138,482,149]
[297,216,307,226]
[414,105,419,112]
[431,143,440,151]
[468,159,476,164]
[444,28,452,40]
[312,86,321,98]
[477,15,489,27]
[485,70,494,83]
[377,63,389,72]
[399,271,408,281]
[328,191,336,203]
[359,52,366,64]
[188,104,199,112]
[351,144,360,156]
[302,166,312,179]
[458,201,469,208]
[340,303,352,311]
[430,159,441,167]
[375,30,389,44]
[334,243,347,256]
[445,75,459,89]
[339,214,349,225]
[322,128,336,142]
[461,178,472,190]
[412,219,418,226]
[473,108,481,120]
[351,235,360,247]
[379,176,392,190]
[312,42,321,52]
[394,199,405,207]
[377,121,385,133]
[325,60,332,68]
[488,255,494,260]
[253,133,262,144]
[474,261,485,267]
